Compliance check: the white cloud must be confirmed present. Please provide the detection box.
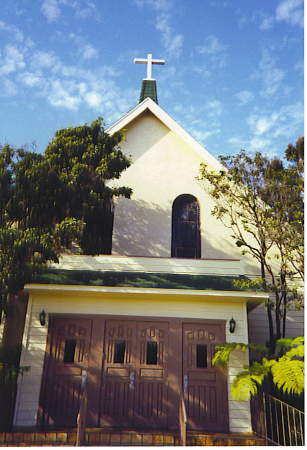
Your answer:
[248,115,272,136]
[1,78,18,97]
[133,0,182,59]
[253,49,286,97]
[74,2,99,20]
[84,91,103,109]
[80,44,98,60]
[41,0,61,23]
[68,33,99,61]
[0,44,26,76]
[22,72,44,88]
[197,36,228,55]
[228,136,248,150]
[0,21,24,42]
[134,0,173,12]
[47,79,81,110]
[205,100,223,118]
[30,50,61,72]
[230,102,303,155]
[188,127,215,145]
[276,0,304,27]
[249,137,272,151]
[234,90,255,106]
[259,15,275,31]
[247,103,303,140]
[192,63,212,78]
[196,36,228,70]
[155,13,183,59]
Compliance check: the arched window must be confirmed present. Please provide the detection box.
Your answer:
[172,194,201,258]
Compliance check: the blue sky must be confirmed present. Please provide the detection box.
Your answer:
[0,0,304,160]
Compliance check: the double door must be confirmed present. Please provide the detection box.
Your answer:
[39,316,228,432]
[99,319,169,428]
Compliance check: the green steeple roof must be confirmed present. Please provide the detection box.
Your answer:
[139,79,158,104]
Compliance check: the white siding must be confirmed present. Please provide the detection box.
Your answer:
[248,302,304,346]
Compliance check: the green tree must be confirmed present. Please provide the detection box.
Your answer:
[0,145,60,346]
[0,118,132,343]
[9,118,132,254]
[198,138,304,355]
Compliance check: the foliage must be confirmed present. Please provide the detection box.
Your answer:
[212,342,269,367]
[213,337,304,401]
[8,118,132,254]
[198,137,304,354]
[0,225,59,294]
[0,118,132,319]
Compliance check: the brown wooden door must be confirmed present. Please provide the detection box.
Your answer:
[99,320,136,427]
[134,321,169,428]
[182,322,228,432]
[39,317,92,428]
[99,319,169,429]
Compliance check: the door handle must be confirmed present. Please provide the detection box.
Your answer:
[82,370,87,390]
[130,372,135,390]
[184,375,188,393]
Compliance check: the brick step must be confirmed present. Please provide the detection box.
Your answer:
[0,429,266,446]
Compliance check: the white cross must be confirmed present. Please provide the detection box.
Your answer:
[134,53,165,80]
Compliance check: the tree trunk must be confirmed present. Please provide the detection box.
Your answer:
[267,304,275,356]
[1,290,29,350]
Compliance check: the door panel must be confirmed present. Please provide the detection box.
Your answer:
[183,322,228,432]
[99,320,136,427]
[134,321,169,428]
[39,317,92,428]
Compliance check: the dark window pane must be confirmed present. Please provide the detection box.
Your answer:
[114,340,126,364]
[147,341,158,365]
[64,339,76,363]
[172,194,201,259]
[197,344,207,368]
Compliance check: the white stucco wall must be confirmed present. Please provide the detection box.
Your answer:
[110,111,259,277]
[14,286,259,433]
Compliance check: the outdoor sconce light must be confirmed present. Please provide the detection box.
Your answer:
[229,317,236,333]
[40,309,46,326]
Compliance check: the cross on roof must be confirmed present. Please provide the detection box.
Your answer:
[134,53,165,80]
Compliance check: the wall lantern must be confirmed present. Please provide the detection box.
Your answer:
[229,317,236,333]
[40,310,46,326]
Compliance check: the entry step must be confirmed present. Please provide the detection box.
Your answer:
[0,429,266,446]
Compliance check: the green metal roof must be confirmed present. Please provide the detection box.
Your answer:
[139,79,158,104]
[30,269,257,292]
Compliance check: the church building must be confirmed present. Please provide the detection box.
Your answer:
[13,54,294,438]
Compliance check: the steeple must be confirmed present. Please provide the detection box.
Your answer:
[134,53,165,104]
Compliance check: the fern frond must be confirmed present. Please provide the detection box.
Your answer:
[231,361,270,401]
[212,342,249,367]
[271,357,304,395]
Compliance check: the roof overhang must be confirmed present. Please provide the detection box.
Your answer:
[25,283,268,312]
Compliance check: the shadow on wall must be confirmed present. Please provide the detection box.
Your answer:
[112,198,171,257]
[112,197,249,263]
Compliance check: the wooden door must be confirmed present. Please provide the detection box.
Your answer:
[134,321,169,428]
[99,320,136,427]
[39,317,92,428]
[99,319,169,429]
[182,322,228,432]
